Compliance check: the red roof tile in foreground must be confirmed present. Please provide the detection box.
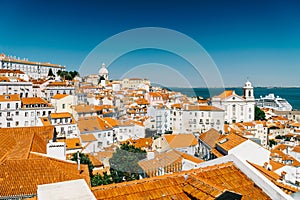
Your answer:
[0,126,54,162]
[0,153,90,197]
[92,162,270,200]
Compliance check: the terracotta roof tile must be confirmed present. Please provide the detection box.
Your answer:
[80,134,97,142]
[216,133,247,153]
[164,134,198,149]
[51,93,69,99]
[50,112,72,119]
[21,97,49,105]
[0,94,20,102]
[199,128,222,148]
[78,116,113,132]
[214,90,234,100]
[0,126,54,162]
[92,162,270,200]
[269,160,285,171]
[187,105,223,111]
[0,153,90,197]
[57,138,82,150]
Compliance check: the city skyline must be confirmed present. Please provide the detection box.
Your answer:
[1,0,300,87]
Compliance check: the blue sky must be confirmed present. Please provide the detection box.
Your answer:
[0,0,300,87]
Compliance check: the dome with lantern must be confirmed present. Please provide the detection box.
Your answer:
[98,63,109,80]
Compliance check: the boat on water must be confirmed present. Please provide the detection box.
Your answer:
[256,93,293,111]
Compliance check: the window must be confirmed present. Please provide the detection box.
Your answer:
[15,121,19,126]
[7,122,10,127]
[25,112,28,117]
[0,112,2,117]
[31,112,34,117]
[62,104,65,109]
[7,112,10,117]
[16,103,19,109]
[7,103,10,109]
[108,132,111,137]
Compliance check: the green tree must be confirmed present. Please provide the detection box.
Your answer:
[57,70,79,80]
[268,139,277,147]
[48,68,55,77]
[56,70,62,76]
[71,152,94,177]
[91,172,113,187]
[109,143,146,183]
[275,135,283,139]
[255,106,266,121]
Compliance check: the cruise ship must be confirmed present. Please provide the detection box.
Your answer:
[256,93,293,111]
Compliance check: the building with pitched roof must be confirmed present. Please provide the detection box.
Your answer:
[211,81,255,123]
[0,94,55,128]
[0,126,90,199]
[0,75,33,97]
[139,149,203,177]
[50,94,77,113]
[152,133,198,156]
[170,103,225,134]
[78,116,114,150]
[44,81,75,101]
[40,112,79,138]
[0,53,65,79]
[198,128,223,160]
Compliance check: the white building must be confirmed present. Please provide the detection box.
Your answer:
[0,94,54,128]
[0,69,30,81]
[40,112,79,138]
[152,134,199,156]
[50,94,77,113]
[0,76,33,97]
[121,78,150,90]
[211,81,255,123]
[0,53,65,79]
[98,63,109,85]
[44,81,75,101]
[170,104,225,134]
[147,105,171,134]
[77,116,114,150]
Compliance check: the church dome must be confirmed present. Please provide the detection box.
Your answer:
[98,63,108,75]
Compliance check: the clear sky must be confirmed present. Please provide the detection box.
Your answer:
[1,0,300,87]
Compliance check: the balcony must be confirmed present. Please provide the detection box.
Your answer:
[6,116,13,121]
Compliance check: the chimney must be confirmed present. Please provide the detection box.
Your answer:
[263,162,268,169]
[280,171,287,181]
[77,151,81,173]
[53,128,57,142]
